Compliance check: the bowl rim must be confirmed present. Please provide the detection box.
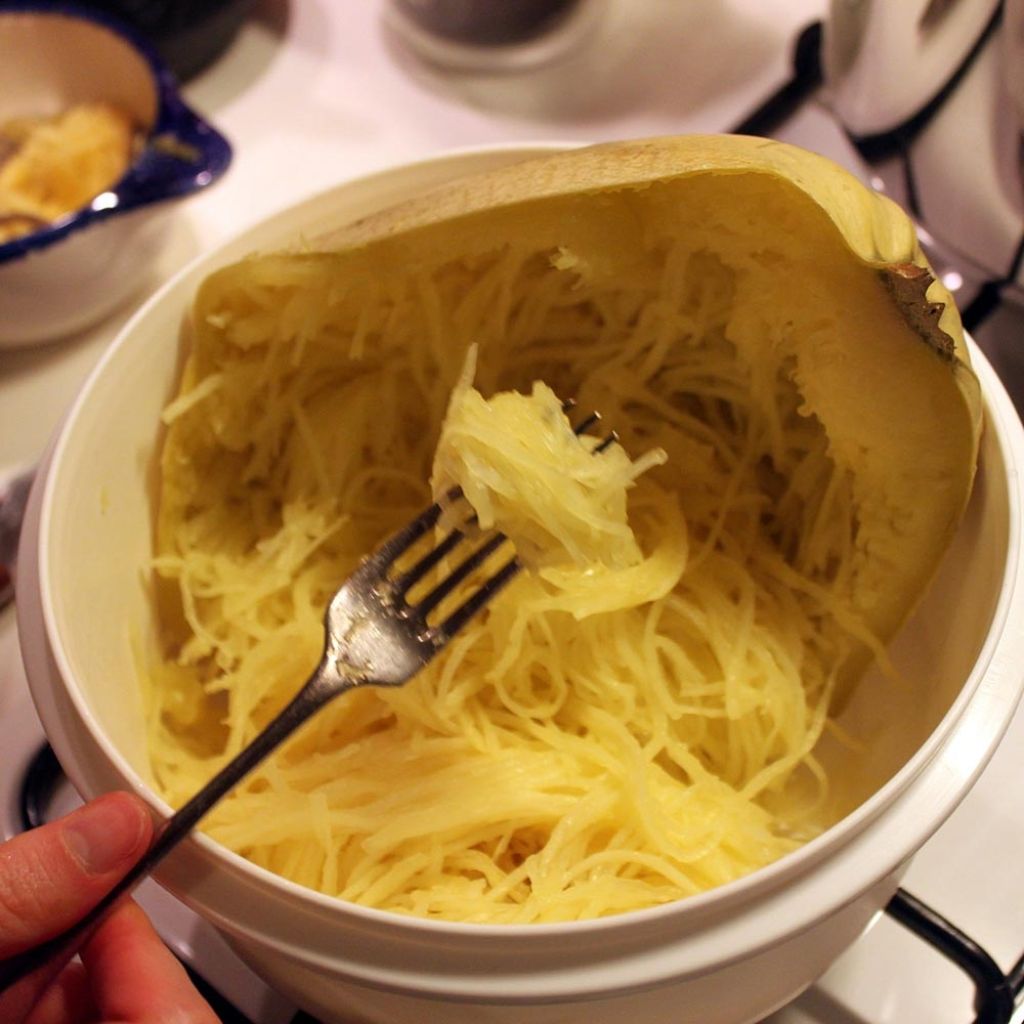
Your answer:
[21,143,1024,991]
[0,1,231,266]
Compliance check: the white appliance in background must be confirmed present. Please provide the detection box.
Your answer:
[823,0,1001,136]
[823,0,1024,301]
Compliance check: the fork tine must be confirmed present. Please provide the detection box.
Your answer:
[391,407,609,619]
[414,531,510,618]
[392,525,467,596]
[572,410,601,435]
[407,411,610,611]
[433,556,521,642]
[369,501,444,571]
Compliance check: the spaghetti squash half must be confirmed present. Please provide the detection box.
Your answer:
[146,135,980,923]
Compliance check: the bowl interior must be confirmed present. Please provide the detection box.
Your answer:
[33,150,1018,898]
[0,9,158,129]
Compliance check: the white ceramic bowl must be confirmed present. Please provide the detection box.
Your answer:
[16,146,1024,1024]
[0,5,231,347]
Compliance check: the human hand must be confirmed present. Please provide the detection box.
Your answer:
[0,791,217,1023]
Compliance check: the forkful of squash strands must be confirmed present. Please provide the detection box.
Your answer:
[432,347,666,575]
[0,353,665,993]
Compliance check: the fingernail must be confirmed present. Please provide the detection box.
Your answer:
[63,795,147,875]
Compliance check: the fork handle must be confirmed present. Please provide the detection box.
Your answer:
[0,663,345,996]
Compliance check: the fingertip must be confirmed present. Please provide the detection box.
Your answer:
[0,792,155,962]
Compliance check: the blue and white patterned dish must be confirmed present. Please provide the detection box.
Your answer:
[0,3,232,346]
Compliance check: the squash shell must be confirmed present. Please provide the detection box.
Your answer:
[203,134,984,693]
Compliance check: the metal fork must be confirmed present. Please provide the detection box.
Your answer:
[0,409,613,995]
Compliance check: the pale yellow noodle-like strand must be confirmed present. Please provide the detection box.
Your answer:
[148,240,879,921]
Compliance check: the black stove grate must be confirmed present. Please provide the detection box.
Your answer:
[887,889,1019,1024]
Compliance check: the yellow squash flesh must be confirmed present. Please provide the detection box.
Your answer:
[182,134,980,694]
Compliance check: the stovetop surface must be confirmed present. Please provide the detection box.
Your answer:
[2,2,1023,1021]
